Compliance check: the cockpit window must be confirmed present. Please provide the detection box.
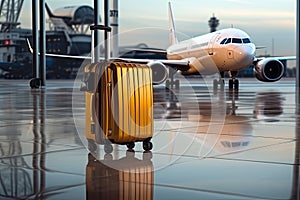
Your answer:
[220,37,251,45]
[225,38,231,44]
[242,38,251,43]
[232,38,242,44]
[220,38,227,44]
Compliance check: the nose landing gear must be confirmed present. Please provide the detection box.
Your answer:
[213,71,239,91]
[213,71,225,91]
[229,79,239,90]
[228,71,239,90]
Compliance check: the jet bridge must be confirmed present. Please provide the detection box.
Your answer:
[47,4,95,34]
[53,5,94,25]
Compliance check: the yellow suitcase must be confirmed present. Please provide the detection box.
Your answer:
[86,152,154,200]
[83,61,154,153]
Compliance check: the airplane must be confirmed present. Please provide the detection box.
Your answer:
[28,2,296,90]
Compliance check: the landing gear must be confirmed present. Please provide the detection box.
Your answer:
[229,79,239,90]
[213,72,225,91]
[228,71,239,90]
[213,79,225,91]
[165,68,180,90]
[214,71,240,91]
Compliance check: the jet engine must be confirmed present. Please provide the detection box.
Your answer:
[254,58,284,82]
[147,61,168,85]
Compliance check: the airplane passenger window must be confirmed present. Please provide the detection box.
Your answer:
[225,38,231,44]
[242,38,251,43]
[220,38,227,44]
[232,142,241,147]
[242,141,249,146]
[221,141,231,148]
[232,38,242,43]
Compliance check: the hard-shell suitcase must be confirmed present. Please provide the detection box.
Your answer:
[83,61,154,153]
[86,152,154,200]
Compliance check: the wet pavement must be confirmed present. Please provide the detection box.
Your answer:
[0,78,299,199]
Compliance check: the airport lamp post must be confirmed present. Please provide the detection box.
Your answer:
[93,0,110,60]
[32,0,38,81]
[31,0,46,88]
[104,0,110,59]
[93,0,100,62]
[297,0,300,110]
[110,0,119,57]
[39,0,46,87]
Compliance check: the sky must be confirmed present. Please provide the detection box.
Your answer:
[17,0,296,57]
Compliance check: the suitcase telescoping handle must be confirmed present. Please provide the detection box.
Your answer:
[90,25,112,62]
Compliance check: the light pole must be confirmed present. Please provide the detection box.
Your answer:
[297,0,300,111]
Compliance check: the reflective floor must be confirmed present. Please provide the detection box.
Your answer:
[0,78,299,199]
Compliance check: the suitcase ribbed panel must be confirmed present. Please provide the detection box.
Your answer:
[143,64,153,138]
[132,65,140,140]
[107,62,153,143]
[128,64,136,141]
[122,64,130,141]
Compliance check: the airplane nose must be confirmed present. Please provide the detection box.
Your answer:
[233,45,255,67]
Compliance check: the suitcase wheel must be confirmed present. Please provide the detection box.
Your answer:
[143,141,153,151]
[30,78,41,89]
[126,142,135,150]
[104,143,113,154]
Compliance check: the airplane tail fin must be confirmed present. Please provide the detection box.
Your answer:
[45,3,56,18]
[168,2,178,45]
[26,38,33,54]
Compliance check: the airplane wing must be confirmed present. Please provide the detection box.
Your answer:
[41,53,91,60]
[27,39,91,60]
[119,57,190,70]
[270,56,296,60]
[256,46,266,50]
[255,56,296,62]
[27,39,190,71]
[27,49,189,70]
[122,48,167,55]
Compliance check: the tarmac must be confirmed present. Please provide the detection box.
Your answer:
[0,77,299,200]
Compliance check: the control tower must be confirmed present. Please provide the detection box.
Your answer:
[208,14,219,32]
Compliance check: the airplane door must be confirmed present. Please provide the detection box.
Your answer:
[208,33,220,55]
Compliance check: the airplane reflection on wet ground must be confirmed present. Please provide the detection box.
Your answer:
[0,78,299,199]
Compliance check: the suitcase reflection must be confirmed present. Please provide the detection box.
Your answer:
[86,151,154,200]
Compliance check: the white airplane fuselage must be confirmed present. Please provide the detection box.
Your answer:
[166,28,256,75]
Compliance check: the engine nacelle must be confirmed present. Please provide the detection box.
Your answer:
[254,58,284,82]
[147,61,168,85]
